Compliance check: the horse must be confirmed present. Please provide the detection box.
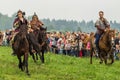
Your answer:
[98,29,115,64]
[38,27,48,63]
[28,30,41,63]
[13,24,30,75]
[29,27,47,63]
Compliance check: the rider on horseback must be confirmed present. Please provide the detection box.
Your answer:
[30,12,44,35]
[13,10,28,32]
[12,10,28,55]
[95,11,110,54]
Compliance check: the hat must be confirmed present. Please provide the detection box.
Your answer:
[16,10,25,17]
[32,12,38,19]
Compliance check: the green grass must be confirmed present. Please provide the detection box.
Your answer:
[0,46,120,80]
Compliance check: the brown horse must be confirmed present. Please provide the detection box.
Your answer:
[90,30,115,64]
[13,24,30,75]
[98,29,115,64]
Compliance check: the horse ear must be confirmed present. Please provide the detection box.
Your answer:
[22,12,25,15]
[45,27,47,30]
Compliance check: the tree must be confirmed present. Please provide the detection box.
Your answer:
[77,27,82,32]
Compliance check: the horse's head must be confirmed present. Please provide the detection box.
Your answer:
[18,24,28,41]
[107,29,115,46]
[38,27,47,44]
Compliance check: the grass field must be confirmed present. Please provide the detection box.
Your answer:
[0,46,120,80]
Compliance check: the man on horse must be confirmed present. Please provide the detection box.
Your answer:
[12,10,28,55]
[95,11,110,54]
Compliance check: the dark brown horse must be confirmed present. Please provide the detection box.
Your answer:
[90,29,115,64]
[98,29,115,64]
[38,27,47,63]
[29,27,47,63]
[28,30,41,63]
[13,24,30,75]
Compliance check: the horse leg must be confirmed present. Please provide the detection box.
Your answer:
[30,51,36,63]
[104,56,107,65]
[90,49,93,64]
[109,52,114,64]
[34,44,41,61]
[29,46,36,62]
[38,51,42,62]
[33,49,39,61]
[17,55,23,71]
[32,53,36,63]
[36,53,38,60]
[24,53,30,75]
[99,52,103,64]
[41,50,45,63]
[11,43,16,55]
[38,50,44,63]
[103,53,107,64]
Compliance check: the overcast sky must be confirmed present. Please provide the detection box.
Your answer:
[0,0,120,22]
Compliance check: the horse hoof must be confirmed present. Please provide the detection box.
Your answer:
[41,63,45,65]
[107,63,113,65]
[109,62,113,64]
[99,61,103,64]
[110,62,114,65]
[18,65,21,69]
[111,61,114,64]
[34,60,37,63]
[21,68,24,71]
[27,73,30,76]
[42,61,44,63]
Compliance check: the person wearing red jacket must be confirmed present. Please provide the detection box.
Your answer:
[12,10,28,55]
[13,10,28,32]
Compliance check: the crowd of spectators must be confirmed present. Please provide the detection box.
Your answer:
[0,29,120,59]
[46,31,91,57]
[0,29,14,46]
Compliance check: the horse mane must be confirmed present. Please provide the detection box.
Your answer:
[38,27,47,50]
[19,24,28,33]
[38,27,47,39]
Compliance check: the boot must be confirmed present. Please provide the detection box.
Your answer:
[11,43,16,56]
[95,44,100,58]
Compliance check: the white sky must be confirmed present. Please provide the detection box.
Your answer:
[0,0,120,22]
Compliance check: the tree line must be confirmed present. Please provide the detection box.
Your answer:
[0,13,120,32]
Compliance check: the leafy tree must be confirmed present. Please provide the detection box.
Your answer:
[0,12,120,32]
